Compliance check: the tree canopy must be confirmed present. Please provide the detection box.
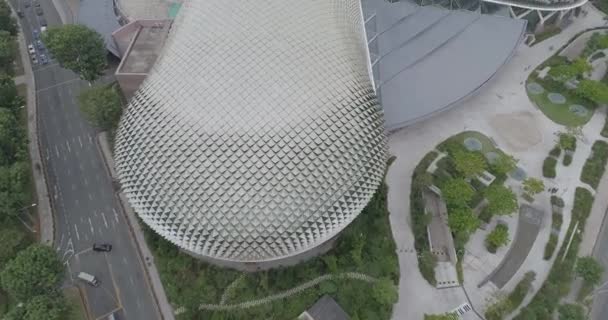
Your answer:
[575,256,603,284]
[0,30,15,74]
[0,74,22,111]
[42,25,107,81]
[0,244,64,300]
[448,207,479,235]
[424,314,458,320]
[78,84,123,130]
[441,178,474,208]
[490,153,517,176]
[371,278,398,307]
[0,227,25,266]
[0,1,17,36]
[523,178,544,197]
[576,79,608,105]
[558,303,585,320]
[548,58,591,82]
[485,184,518,216]
[452,150,486,178]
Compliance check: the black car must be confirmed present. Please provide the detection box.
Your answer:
[39,17,47,26]
[92,243,112,252]
[34,0,40,7]
[17,10,24,18]
[35,7,43,15]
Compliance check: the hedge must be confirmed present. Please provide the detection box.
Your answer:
[562,153,573,166]
[543,156,557,178]
[580,140,608,189]
[549,145,561,157]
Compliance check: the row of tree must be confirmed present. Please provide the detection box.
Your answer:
[0,1,68,318]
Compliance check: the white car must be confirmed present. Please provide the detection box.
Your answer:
[31,56,38,65]
[27,44,35,55]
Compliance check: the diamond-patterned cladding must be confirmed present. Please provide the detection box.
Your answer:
[114,0,387,262]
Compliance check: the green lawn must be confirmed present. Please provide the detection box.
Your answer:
[526,78,594,127]
[63,287,87,320]
[13,41,24,76]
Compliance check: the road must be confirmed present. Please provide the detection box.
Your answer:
[14,0,160,319]
[590,208,608,320]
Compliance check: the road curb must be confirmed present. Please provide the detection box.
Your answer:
[12,2,55,246]
[95,132,175,320]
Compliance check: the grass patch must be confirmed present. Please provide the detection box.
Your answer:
[543,156,557,178]
[145,179,399,319]
[515,188,593,319]
[12,41,24,76]
[580,140,608,189]
[63,287,87,320]
[438,131,497,155]
[526,75,595,127]
[551,196,565,208]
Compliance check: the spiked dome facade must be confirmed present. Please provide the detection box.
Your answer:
[114,0,387,263]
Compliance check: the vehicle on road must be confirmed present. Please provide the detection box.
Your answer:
[39,17,47,26]
[35,7,43,15]
[17,10,24,18]
[93,243,112,252]
[36,40,44,49]
[34,0,40,7]
[33,29,39,39]
[77,272,100,287]
[27,44,35,55]
[31,56,38,65]
[107,312,118,320]
[24,1,30,8]
[40,26,47,33]
[40,54,48,65]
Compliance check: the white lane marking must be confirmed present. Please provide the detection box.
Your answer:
[36,77,80,92]
[137,299,142,310]
[101,212,108,228]
[78,136,83,148]
[113,208,119,223]
[88,135,92,144]
[45,147,50,160]
[71,184,76,191]
[74,224,80,240]
[88,193,93,200]
[66,141,71,153]
[122,257,128,265]
[88,218,94,234]
[129,276,135,286]
[55,145,59,158]
[66,168,71,176]
[83,177,88,186]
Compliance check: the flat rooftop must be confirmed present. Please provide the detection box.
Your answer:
[116,0,183,21]
[118,22,171,74]
[363,0,527,130]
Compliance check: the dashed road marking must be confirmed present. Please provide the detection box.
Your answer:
[55,145,60,158]
[88,217,94,234]
[74,224,80,241]
[113,208,119,223]
[88,193,93,200]
[78,136,83,148]
[66,141,71,153]
[101,212,108,228]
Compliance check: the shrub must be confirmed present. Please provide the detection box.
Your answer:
[580,140,608,189]
[543,156,557,178]
[558,303,585,320]
[544,234,558,260]
[602,113,608,138]
[563,153,573,166]
[484,185,518,216]
[508,271,536,308]
[575,256,604,284]
[485,297,513,320]
[549,145,562,157]
[486,224,509,253]
[479,207,493,223]
[411,151,439,255]
[441,178,475,209]
[418,250,437,286]
[552,213,563,229]
[551,196,565,208]
[559,133,577,152]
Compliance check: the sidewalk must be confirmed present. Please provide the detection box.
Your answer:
[97,132,176,320]
[14,3,55,246]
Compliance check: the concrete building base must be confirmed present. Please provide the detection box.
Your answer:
[180,237,338,272]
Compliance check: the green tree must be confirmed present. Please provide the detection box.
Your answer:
[576,79,608,104]
[558,303,585,320]
[22,295,67,320]
[441,178,475,208]
[0,244,64,300]
[0,73,23,111]
[0,109,19,165]
[0,227,25,266]
[448,207,479,235]
[453,150,486,178]
[559,132,577,151]
[575,256,604,284]
[0,162,30,217]
[42,25,107,81]
[0,1,17,36]
[78,84,123,130]
[485,296,513,320]
[371,278,398,306]
[485,224,509,253]
[425,313,458,320]
[485,184,518,216]
[548,58,591,82]
[491,154,517,176]
[523,178,544,197]
[0,30,15,74]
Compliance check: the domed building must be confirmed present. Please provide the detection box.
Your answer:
[114,0,387,266]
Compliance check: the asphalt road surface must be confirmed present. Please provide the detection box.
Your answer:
[14,0,160,319]
[590,208,608,320]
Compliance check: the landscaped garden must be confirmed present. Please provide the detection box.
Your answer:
[580,140,608,189]
[144,166,400,319]
[410,131,522,285]
[526,32,608,126]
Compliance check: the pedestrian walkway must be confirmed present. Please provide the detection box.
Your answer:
[386,6,608,319]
